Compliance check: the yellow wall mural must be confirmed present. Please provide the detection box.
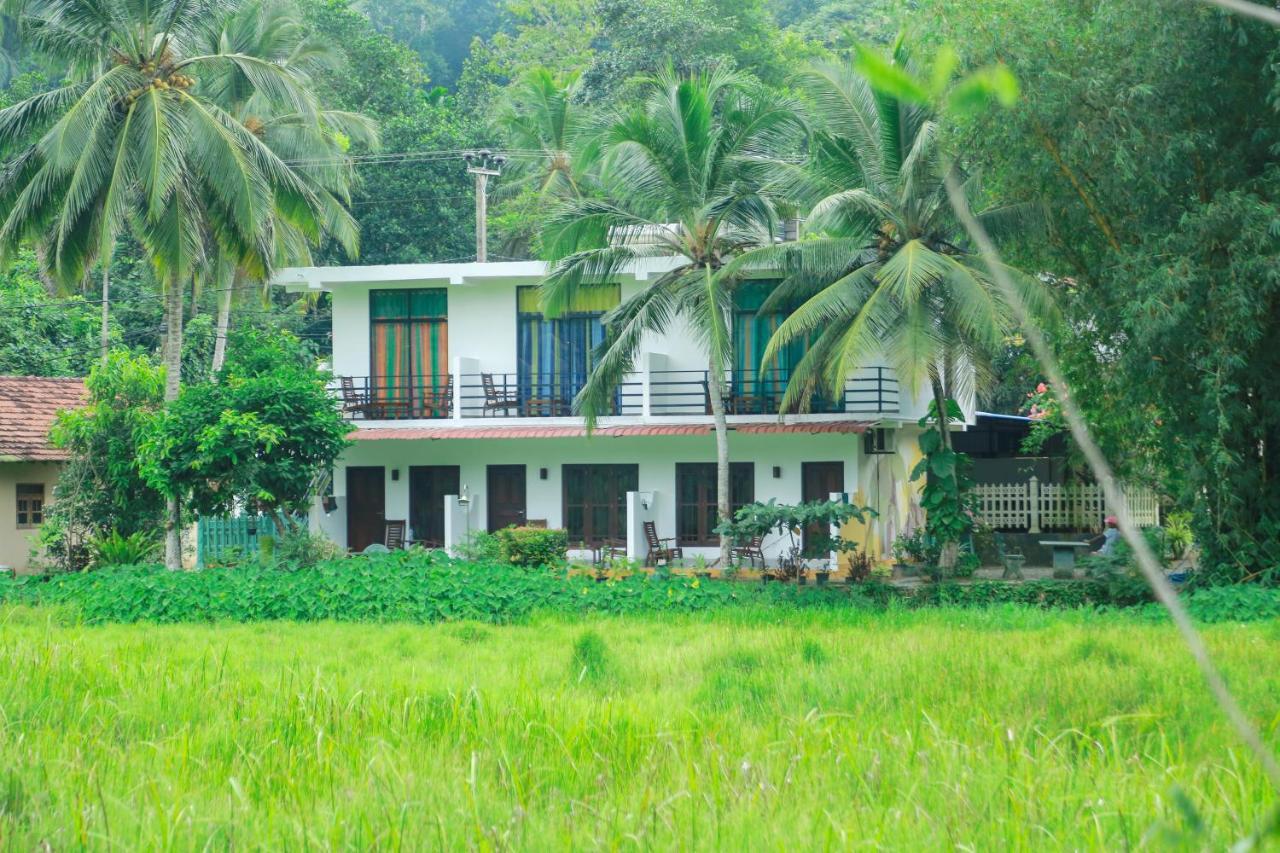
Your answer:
[839,426,926,566]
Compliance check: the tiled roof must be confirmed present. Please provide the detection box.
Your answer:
[0,376,88,461]
[350,420,872,441]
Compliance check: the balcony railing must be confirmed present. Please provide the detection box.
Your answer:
[458,372,642,418]
[338,375,452,420]
[649,368,899,417]
[336,367,897,421]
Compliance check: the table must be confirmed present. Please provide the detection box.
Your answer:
[1039,540,1091,570]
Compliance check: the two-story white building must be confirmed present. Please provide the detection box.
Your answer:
[273,257,963,564]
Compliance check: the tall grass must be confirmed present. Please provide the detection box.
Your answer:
[1,605,1277,848]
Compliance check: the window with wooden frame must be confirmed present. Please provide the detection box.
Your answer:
[16,483,44,528]
[675,463,754,546]
[562,464,638,545]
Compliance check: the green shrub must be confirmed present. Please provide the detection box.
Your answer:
[455,530,502,562]
[87,530,159,569]
[274,530,343,568]
[495,526,568,567]
[1171,585,1280,623]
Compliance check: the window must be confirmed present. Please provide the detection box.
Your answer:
[676,463,754,546]
[562,464,638,545]
[732,281,841,414]
[369,289,449,414]
[517,284,620,412]
[16,483,44,528]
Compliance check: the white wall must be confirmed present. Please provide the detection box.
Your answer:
[317,432,863,560]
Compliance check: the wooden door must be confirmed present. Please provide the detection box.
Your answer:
[346,466,385,552]
[487,465,527,531]
[801,461,844,555]
[409,465,460,547]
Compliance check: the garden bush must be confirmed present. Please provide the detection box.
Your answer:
[494,526,568,567]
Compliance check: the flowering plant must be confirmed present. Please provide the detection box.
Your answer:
[1022,382,1065,454]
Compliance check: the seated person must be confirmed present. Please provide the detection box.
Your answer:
[1091,515,1120,556]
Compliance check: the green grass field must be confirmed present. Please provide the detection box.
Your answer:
[2,605,1278,849]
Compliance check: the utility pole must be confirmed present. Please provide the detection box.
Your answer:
[463,150,505,262]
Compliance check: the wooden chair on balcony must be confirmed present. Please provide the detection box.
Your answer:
[419,376,453,418]
[481,373,520,416]
[384,520,407,550]
[338,376,375,418]
[731,534,766,569]
[643,521,682,566]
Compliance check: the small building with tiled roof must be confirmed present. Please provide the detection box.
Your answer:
[0,376,87,572]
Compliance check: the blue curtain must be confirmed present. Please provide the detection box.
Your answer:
[517,314,607,406]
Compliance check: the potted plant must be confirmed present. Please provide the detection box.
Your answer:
[891,530,930,578]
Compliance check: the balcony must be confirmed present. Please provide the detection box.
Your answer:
[649,368,898,417]
[457,372,643,418]
[335,366,898,422]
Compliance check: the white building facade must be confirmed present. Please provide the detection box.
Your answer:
[274,259,967,564]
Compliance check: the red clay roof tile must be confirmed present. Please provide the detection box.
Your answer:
[349,420,871,441]
[0,376,87,461]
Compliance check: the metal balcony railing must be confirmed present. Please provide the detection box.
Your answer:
[337,375,452,420]
[457,372,642,418]
[648,367,899,417]
[335,367,897,421]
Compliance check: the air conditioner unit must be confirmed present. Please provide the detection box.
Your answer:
[863,427,897,455]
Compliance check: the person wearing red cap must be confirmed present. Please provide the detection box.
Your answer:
[1093,515,1120,556]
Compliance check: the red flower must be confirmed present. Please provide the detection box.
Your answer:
[1035,382,1048,394]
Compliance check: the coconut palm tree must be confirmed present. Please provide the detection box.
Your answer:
[491,67,600,257]
[752,45,1051,567]
[200,0,375,373]
[0,0,349,568]
[540,68,802,566]
[495,68,598,198]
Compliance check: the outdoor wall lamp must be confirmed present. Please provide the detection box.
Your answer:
[457,485,471,508]
[640,493,652,510]
[539,467,548,480]
[772,466,782,479]
[391,468,400,482]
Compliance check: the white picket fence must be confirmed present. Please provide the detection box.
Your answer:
[974,477,1160,533]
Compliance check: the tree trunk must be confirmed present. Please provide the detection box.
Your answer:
[930,376,959,571]
[99,255,111,364]
[211,269,237,374]
[163,279,185,570]
[707,356,732,568]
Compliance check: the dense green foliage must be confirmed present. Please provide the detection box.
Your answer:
[8,551,1280,625]
[916,0,1280,580]
[140,330,350,524]
[42,353,166,559]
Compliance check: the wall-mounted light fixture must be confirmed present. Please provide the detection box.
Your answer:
[539,467,548,480]
[772,465,782,479]
[640,492,652,511]
[391,468,400,482]
[457,484,471,508]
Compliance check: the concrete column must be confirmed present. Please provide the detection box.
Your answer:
[1028,476,1041,534]
[626,490,657,563]
[454,356,480,421]
[443,494,474,556]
